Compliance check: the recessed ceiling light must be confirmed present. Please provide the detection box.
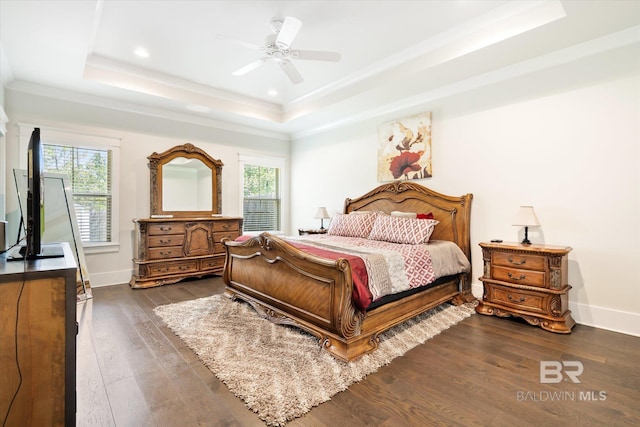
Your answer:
[267,89,278,97]
[134,47,149,58]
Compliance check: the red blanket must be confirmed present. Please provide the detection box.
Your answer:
[234,235,373,310]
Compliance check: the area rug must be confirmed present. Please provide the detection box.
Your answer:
[154,295,476,426]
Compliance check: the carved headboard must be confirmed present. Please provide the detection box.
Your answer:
[343,181,473,262]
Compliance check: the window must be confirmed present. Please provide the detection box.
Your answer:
[240,155,286,234]
[18,124,120,250]
[43,144,112,243]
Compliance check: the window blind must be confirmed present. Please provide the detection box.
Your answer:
[242,164,281,232]
[44,144,113,243]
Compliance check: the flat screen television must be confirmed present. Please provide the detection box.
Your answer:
[26,127,44,258]
[9,127,64,260]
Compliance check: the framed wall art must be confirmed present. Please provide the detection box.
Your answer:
[377,112,432,182]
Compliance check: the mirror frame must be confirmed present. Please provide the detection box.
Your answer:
[148,143,223,217]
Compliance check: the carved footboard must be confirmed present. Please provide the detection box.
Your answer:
[223,181,473,361]
[223,233,370,360]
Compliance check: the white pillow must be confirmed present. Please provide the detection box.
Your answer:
[390,211,417,218]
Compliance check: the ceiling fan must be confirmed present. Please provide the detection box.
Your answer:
[218,16,341,84]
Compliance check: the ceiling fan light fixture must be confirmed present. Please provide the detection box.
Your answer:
[220,15,339,84]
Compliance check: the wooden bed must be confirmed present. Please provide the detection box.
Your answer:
[222,181,474,361]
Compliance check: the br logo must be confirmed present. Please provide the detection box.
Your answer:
[540,361,584,384]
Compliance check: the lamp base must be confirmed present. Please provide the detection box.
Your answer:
[520,226,532,245]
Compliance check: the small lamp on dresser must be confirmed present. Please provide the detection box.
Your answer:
[315,207,330,230]
[513,205,540,245]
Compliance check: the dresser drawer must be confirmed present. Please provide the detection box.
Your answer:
[148,246,184,260]
[487,283,546,314]
[148,234,185,247]
[148,223,186,235]
[213,231,240,252]
[492,265,545,287]
[492,251,545,271]
[147,260,198,276]
[213,221,240,232]
[201,256,225,271]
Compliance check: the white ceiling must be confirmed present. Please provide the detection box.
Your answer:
[1,0,639,138]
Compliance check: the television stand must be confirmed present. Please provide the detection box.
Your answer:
[1,242,77,426]
[6,242,66,261]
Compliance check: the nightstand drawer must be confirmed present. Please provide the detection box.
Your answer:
[493,265,545,287]
[488,284,546,313]
[493,251,545,271]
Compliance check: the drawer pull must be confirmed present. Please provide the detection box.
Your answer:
[159,239,171,244]
[508,257,526,265]
[507,272,526,280]
[160,251,173,256]
[159,226,172,231]
[507,294,526,303]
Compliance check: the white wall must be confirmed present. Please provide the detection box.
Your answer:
[291,75,640,336]
[3,89,289,287]
[2,60,638,336]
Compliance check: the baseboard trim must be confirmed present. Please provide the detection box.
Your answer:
[471,283,639,337]
[568,301,640,337]
[89,269,133,288]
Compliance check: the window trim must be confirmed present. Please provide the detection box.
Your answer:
[17,123,121,253]
[238,153,288,236]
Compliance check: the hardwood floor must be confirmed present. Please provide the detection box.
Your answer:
[76,277,640,426]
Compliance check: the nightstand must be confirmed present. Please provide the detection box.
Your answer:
[477,241,575,333]
[298,228,328,236]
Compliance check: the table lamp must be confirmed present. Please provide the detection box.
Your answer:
[315,207,330,230]
[513,206,540,245]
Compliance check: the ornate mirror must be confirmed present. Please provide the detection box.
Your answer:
[148,143,223,217]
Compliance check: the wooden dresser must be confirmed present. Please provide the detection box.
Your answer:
[0,243,77,426]
[130,217,242,288]
[476,241,575,333]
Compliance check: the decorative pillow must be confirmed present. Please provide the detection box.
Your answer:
[391,211,435,220]
[327,212,378,237]
[390,211,417,218]
[417,212,435,220]
[368,215,438,244]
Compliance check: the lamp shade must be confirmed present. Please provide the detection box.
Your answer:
[314,207,330,220]
[513,206,541,227]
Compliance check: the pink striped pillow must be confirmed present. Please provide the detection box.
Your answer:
[327,212,378,238]
[368,215,438,244]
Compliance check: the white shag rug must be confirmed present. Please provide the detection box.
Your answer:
[154,295,475,426]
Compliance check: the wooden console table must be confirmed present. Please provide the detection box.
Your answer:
[0,243,77,426]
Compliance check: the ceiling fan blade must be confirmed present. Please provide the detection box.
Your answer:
[232,58,269,76]
[276,16,302,48]
[290,50,341,62]
[216,34,263,51]
[278,59,303,84]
